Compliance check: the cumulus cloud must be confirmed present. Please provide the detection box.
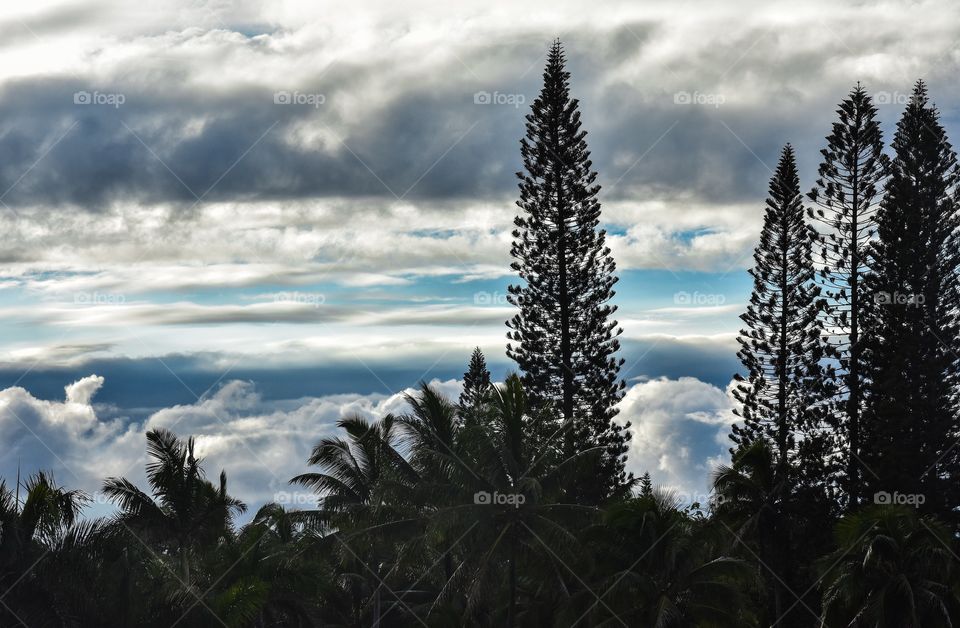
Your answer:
[620,376,738,503]
[0,371,739,517]
[0,374,463,518]
[64,373,104,404]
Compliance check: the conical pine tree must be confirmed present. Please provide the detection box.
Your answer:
[807,84,888,506]
[730,145,836,626]
[861,81,960,520]
[731,145,834,490]
[506,40,629,501]
[459,347,491,411]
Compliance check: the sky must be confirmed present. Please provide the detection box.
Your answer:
[0,0,958,517]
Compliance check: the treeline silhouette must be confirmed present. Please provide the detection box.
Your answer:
[2,40,960,627]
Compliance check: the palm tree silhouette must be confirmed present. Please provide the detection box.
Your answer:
[102,428,246,584]
[820,505,960,627]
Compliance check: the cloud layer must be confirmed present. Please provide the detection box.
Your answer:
[0,373,734,517]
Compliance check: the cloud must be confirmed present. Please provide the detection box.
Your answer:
[0,372,739,517]
[0,374,463,518]
[619,376,737,502]
[64,373,104,404]
[0,0,956,282]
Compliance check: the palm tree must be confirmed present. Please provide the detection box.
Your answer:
[422,375,592,627]
[570,490,755,627]
[194,503,324,626]
[820,505,960,627]
[291,414,419,627]
[102,428,246,585]
[0,471,89,624]
[713,438,791,623]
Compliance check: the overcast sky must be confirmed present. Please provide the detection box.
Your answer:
[0,0,957,515]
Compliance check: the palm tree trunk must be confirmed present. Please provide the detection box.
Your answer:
[508,545,517,628]
[180,541,190,584]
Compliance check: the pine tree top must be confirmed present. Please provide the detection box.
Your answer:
[459,347,492,409]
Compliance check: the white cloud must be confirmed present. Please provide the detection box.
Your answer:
[619,376,738,503]
[0,374,463,518]
[0,372,739,517]
[64,374,105,405]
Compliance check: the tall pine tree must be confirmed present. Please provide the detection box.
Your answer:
[861,81,960,519]
[731,145,834,488]
[507,40,629,501]
[730,145,836,625]
[808,84,888,506]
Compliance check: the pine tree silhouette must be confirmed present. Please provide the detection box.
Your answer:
[730,145,836,626]
[808,84,888,506]
[639,471,653,497]
[507,40,629,501]
[862,81,960,519]
[731,145,834,487]
[459,347,492,410]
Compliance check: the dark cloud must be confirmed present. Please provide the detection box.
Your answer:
[0,14,952,212]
